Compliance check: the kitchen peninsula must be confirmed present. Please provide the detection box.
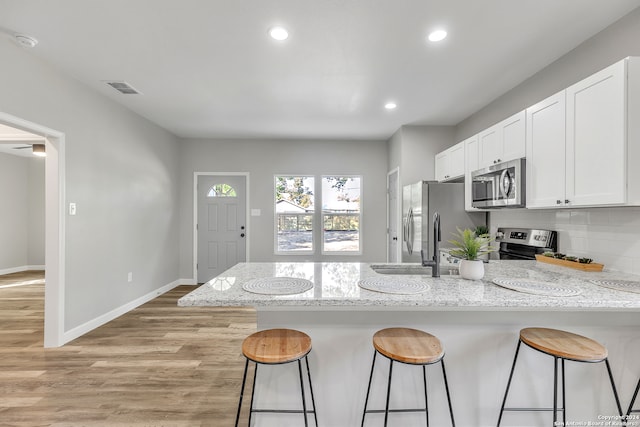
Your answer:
[179,261,640,426]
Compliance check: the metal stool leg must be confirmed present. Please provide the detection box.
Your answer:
[628,378,640,416]
[361,351,377,427]
[553,357,558,425]
[384,358,394,427]
[297,359,309,427]
[562,358,566,427]
[497,340,522,426]
[423,365,429,427]
[605,359,624,416]
[441,358,456,427]
[305,356,318,427]
[247,363,258,427]
[235,358,250,427]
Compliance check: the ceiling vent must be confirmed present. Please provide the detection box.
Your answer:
[105,81,141,95]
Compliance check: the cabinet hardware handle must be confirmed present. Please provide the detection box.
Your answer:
[565,199,570,204]
[556,200,562,204]
[497,158,501,163]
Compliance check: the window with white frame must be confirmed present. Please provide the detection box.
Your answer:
[321,176,361,253]
[274,175,362,255]
[275,176,315,253]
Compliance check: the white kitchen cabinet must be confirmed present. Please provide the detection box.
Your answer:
[478,110,526,169]
[566,60,626,206]
[435,141,465,182]
[525,91,566,208]
[463,134,480,211]
[526,57,640,208]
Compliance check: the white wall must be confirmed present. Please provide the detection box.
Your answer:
[0,38,180,331]
[178,138,388,278]
[456,7,640,275]
[0,152,29,271]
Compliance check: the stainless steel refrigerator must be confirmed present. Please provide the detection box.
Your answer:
[402,181,486,263]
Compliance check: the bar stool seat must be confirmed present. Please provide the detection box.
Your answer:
[361,327,455,426]
[497,327,623,426]
[235,328,318,427]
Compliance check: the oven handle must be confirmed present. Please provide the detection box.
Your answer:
[498,250,534,260]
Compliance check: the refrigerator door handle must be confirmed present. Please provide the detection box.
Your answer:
[407,208,414,255]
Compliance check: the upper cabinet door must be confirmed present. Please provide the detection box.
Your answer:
[566,60,626,206]
[464,135,479,211]
[500,111,526,162]
[526,91,566,208]
[477,111,526,169]
[435,141,465,182]
[478,125,500,169]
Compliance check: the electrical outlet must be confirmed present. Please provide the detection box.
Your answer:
[69,203,77,215]
[127,272,133,282]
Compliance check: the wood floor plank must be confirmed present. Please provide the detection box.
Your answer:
[0,273,256,426]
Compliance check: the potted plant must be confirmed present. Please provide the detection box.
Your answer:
[448,228,496,280]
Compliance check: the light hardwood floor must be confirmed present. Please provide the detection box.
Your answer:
[0,271,256,426]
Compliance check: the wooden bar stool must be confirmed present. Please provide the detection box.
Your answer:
[497,327,623,426]
[627,377,640,416]
[234,328,318,427]
[361,327,455,426]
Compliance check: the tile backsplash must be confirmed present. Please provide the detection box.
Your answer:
[490,207,640,275]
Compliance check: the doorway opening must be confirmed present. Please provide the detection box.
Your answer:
[0,112,65,348]
[193,172,249,284]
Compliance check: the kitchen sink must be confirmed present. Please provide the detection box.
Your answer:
[370,264,435,275]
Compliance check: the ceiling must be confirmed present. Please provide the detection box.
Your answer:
[1,0,640,141]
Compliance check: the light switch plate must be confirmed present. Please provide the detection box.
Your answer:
[69,203,77,215]
[251,209,261,216]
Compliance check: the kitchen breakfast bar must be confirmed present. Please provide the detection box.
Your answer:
[178,261,640,427]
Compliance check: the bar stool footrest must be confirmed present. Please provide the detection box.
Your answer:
[365,408,427,414]
[252,409,316,414]
[503,407,565,412]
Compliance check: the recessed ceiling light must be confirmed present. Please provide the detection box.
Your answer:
[428,30,447,42]
[269,26,289,41]
[385,102,397,110]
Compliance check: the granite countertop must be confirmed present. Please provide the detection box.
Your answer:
[177,261,640,311]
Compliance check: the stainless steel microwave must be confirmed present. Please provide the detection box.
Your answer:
[471,158,525,208]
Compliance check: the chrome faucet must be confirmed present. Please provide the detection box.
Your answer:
[420,212,441,277]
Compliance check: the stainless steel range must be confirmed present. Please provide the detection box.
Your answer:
[495,227,557,260]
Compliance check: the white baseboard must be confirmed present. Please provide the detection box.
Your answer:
[61,279,182,345]
[180,278,197,285]
[0,265,46,275]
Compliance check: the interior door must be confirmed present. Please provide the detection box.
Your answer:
[387,169,400,262]
[197,175,246,283]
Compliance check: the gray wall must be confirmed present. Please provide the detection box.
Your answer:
[27,157,45,266]
[388,125,455,186]
[179,138,388,278]
[456,7,640,141]
[0,38,180,331]
[0,154,45,271]
[0,153,29,270]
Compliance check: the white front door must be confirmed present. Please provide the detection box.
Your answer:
[197,175,247,283]
[387,169,400,262]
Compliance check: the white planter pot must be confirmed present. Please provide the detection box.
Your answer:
[459,259,484,280]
